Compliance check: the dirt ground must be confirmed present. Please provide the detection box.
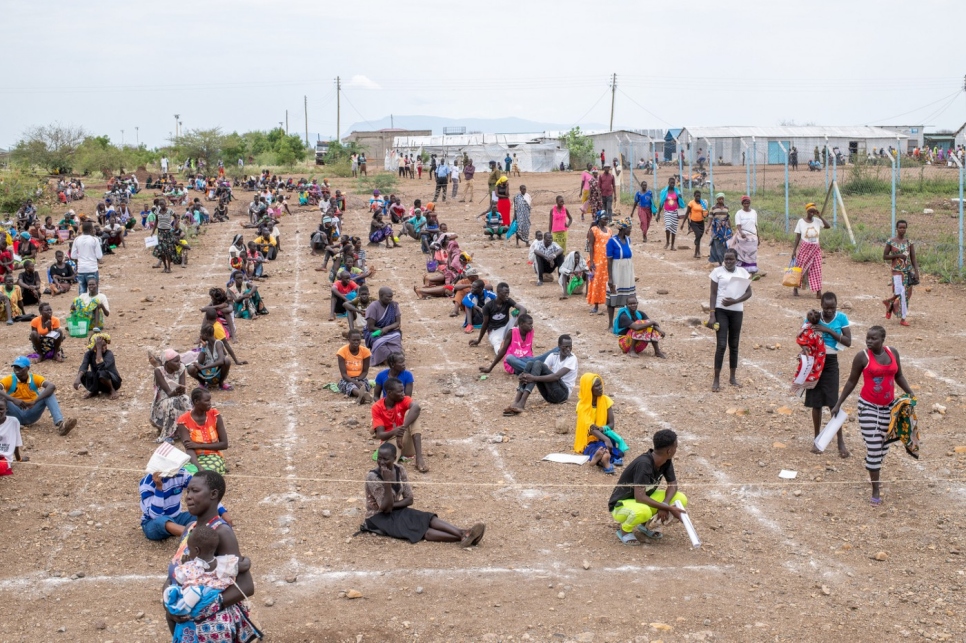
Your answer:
[1,168,965,643]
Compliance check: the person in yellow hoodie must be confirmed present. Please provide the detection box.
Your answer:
[573,373,625,475]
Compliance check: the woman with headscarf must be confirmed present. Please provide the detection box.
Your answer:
[791,203,831,298]
[573,373,625,475]
[708,193,732,266]
[585,212,612,315]
[72,332,122,399]
[365,287,403,366]
[558,250,589,300]
[731,195,761,278]
[228,234,246,272]
[495,175,512,226]
[586,170,603,219]
[150,349,191,442]
[605,218,636,327]
[227,270,268,319]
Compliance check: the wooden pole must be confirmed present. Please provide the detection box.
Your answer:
[832,181,856,246]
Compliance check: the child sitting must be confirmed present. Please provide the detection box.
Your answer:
[336,329,373,404]
[476,203,508,239]
[790,309,826,396]
[163,525,250,640]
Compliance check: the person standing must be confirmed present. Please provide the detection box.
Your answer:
[433,160,450,202]
[791,203,830,298]
[656,177,685,251]
[630,180,653,242]
[790,146,799,170]
[681,190,709,258]
[598,166,616,216]
[708,249,752,392]
[882,220,919,327]
[707,193,732,266]
[831,326,915,505]
[511,154,521,177]
[69,221,103,294]
[494,176,511,226]
[806,292,851,458]
[504,153,512,173]
[733,195,761,278]
[586,212,612,315]
[579,163,594,220]
[160,156,169,175]
[548,195,572,253]
[358,152,368,177]
[351,153,359,178]
[600,149,606,166]
[449,159,460,200]
[429,154,437,181]
[460,159,475,203]
[487,161,501,201]
[605,219,636,327]
[512,185,533,245]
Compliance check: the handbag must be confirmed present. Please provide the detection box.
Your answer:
[426,259,439,273]
[782,259,803,288]
[567,274,584,295]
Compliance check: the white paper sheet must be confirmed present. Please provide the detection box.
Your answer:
[778,470,798,479]
[814,409,848,452]
[673,500,701,548]
[145,442,191,476]
[542,453,590,465]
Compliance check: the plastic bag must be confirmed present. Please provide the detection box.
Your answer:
[782,260,802,288]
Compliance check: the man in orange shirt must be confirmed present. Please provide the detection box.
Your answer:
[1,356,76,435]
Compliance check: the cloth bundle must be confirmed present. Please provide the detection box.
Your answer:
[789,323,826,396]
[886,394,920,459]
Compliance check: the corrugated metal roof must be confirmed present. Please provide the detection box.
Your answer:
[679,126,907,140]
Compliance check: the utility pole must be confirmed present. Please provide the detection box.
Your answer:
[608,73,617,131]
[135,126,139,146]
[174,114,180,139]
[285,110,289,134]
[304,95,309,146]
[336,76,341,142]
[121,129,125,146]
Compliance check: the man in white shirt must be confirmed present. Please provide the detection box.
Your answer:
[533,231,563,285]
[0,399,26,473]
[69,221,103,294]
[160,157,169,174]
[504,334,577,415]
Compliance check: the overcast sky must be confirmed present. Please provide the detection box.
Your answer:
[2,0,964,148]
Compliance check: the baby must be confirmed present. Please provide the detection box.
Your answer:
[163,525,250,629]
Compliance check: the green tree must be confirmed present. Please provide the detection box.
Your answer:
[275,134,308,168]
[173,128,226,168]
[74,136,127,177]
[10,123,87,173]
[560,126,594,169]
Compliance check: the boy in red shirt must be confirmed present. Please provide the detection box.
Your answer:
[370,377,427,473]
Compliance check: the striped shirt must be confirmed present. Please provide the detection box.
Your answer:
[139,470,191,523]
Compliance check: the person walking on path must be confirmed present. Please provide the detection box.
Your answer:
[805,292,851,458]
[708,249,752,392]
[882,220,919,327]
[656,177,685,251]
[831,326,916,505]
[791,203,830,298]
[586,212,612,315]
[548,195,572,253]
[630,180,653,242]
[599,166,616,217]
[460,159,475,203]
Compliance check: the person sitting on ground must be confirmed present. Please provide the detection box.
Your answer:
[373,352,414,398]
[614,296,667,358]
[2,273,23,321]
[343,284,372,335]
[363,442,485,545]
[1,356,77,435]
[0,278,15,325]
[245,241,266,279]
[574,373,626,475]
[609,429,688,544]
[200,309,245,366]
[0,397,27,474]
[533,230,564,286]
[150,349,192,443]
[329,269,359,322]
[69,278,110,330]
[476,202,508,240]
[369,212,399,248]
[202,288,236,340]
[480,313,555,376]
[47,250,76,296]
[139,463,232,541]
[458,278,495,333]
[73,332,122,399]
[187,325,239,391]
[16,260,42,308]
[227,270,267,320]
[104,215,125,250]
[371,377,428,473]
[337,329,373,404]
[402,207,426,241]
[30,302,65,361]
[365,287,403,366]
[253,226,277,260]
[470,282,527,355]
[16,231,39,264]
[176,387,229,474]
[503,334,577,416]
[558,249,589,300]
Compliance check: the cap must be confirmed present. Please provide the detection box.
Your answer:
[12,356,30,369]
[740,195,751,203]
[715,192,726,199]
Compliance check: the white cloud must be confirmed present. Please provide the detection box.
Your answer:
[346,75,381,90]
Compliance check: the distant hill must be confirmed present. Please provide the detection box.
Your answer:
[345,115,608,135]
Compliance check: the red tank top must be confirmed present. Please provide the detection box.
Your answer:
[859,347,898,406]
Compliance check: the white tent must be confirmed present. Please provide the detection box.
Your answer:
[392,133,569,172]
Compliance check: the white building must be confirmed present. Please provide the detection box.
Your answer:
[676,126,908,166]
[392,132,568,172]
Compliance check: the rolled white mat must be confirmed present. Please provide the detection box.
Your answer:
[673,500,701,548]
[814,409,848,452]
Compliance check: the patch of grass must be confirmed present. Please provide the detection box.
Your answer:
[357,172,398,194]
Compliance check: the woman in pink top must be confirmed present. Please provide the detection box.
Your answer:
[831,325,915,505]
[548,196,573,253]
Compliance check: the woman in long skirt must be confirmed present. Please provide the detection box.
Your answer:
[585,213,612,315]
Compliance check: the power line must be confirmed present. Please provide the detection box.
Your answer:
[865,89,964,124]
[616,88,672,126]
[567,89,611,130]
[920,90,965,126]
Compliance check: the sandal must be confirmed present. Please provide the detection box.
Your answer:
[460,523,485,548]
[870,497,882,506]
[219,382,234,391]
[635,525,663,539]
[502,407,522,416]
[601,465,616,475]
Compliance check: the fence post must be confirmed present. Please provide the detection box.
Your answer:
[677,136,684,192]
[652,138,658,195]
[886,151,896,233]
[953,154,965,272]
[896,135,901,188]
[778,141,789,233]
[741,139,749,196]
[752,137,757,195]
[831,148,838,227]
[705,137,714,198]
